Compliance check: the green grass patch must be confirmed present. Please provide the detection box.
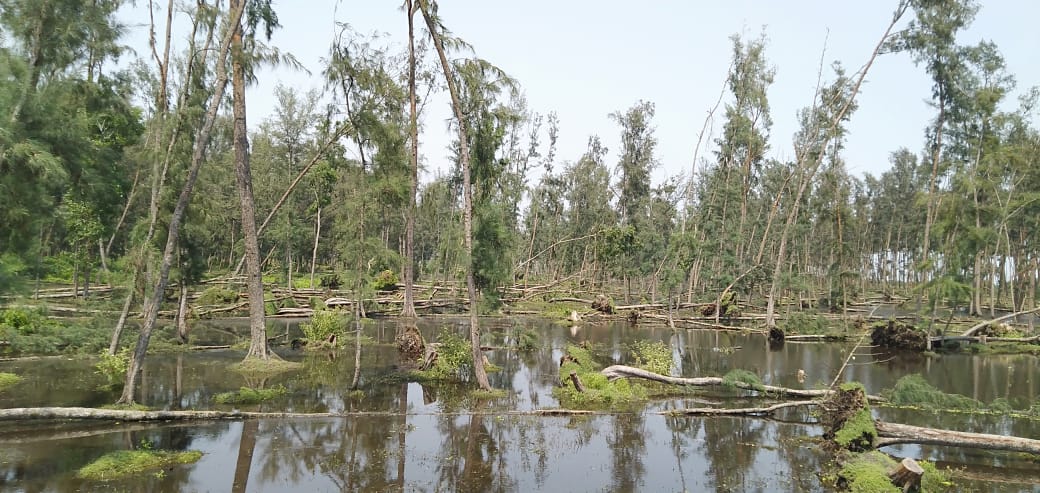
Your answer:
[0,372,21,392]
[416,329,473,381]
[553,344,648,408]
[77,450,202,481]
[881,374,984,412]
[214,385,288,405]
[837,451,950,492]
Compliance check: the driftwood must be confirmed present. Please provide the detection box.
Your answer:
[875,420,1040,455]
[961,306,1040,337]
[929,334,1040,346]
[599,365,884,401]
[568,371,586,393]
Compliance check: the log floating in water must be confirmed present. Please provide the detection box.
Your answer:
[875,420,1040,456]
[663,400,818,417]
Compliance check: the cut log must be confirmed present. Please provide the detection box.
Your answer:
[888,457,923,492]
[875,421,1040,455]
[599,365,884,401]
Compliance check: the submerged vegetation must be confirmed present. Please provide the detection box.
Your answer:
[77,450,203,481]
[0,372,21,392]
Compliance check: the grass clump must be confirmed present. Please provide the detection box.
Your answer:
[196,286,238,305]
[418,329,473,381]
[0,372,21,392]
[721,369,766,392]
[630,340,671,375]
[300,310,348,343]
[0,307,110,355]
[214,385,288,405]
[554,344,647,408]
[881,374,983,412]
[838,451,900,493]
[77,450,202,481]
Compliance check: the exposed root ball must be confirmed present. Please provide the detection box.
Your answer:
[870,320,928,351]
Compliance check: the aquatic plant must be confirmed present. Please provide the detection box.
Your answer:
[214,385,288,405]
[419,329,473,381]
[630,340,671,375]
[300,310,348,343]
[881,374,983,412]
[721,369,765,392]
[554,344,648,407]
[77,450,203,481]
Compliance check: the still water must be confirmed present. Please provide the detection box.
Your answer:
[0,317,1038,492]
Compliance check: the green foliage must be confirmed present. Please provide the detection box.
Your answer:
[419,329,473,381]
[834,408,877,451]
[0,372,21,393]
[881,374,984,411]
[783,311,832,335]
[515,329,538,351]
[77,450,203,481]
[308,296,326,311]
[838,451,899,493]
[0,308,109,355]
[630,340,671,375]
[300,310,348,342]
[371,269,399,291]
[94,349,130,387]
[721,369,765,392]
[214,385,288,405]
[553,344,648,408]
[196,286,239,305]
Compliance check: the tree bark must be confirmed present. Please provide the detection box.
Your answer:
[230,0,270,361]
[875,420,1040,455]
[401,0,419,319]
[117,3,244,405]
[419,1,491,391]
[176,281,190,343]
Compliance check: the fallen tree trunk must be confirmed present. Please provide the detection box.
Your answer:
[961,306,1040,337]
[663,400,818,417]
[875,421,1040,455]
[599,365,883,401]
[0,406,613,421]
[930,334,1040,346]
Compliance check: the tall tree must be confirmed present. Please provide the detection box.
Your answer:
[401,0,420,318]
[418,0,491,390]
[117,2,244,405]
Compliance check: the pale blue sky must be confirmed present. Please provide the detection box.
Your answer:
[119,1,1039,184]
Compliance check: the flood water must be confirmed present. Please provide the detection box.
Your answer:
[1,317,1038,492]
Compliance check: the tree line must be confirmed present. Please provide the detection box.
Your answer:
[1,1,1038,389]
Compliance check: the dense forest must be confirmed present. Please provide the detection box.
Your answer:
[3,2,1040,490]
[1,0,1039,385]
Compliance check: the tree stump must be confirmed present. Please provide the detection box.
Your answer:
[887,457,924,492]
[569,371,586,393]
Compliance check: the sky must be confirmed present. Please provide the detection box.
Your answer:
[118,1,1040,185]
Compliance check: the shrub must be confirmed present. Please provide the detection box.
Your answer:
[371,269,399,292]
[300,310,348,342]
[0,308,109,355]
[421,329,473,381]
[95,349,130,387]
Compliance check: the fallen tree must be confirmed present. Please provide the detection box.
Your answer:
[875,421,1040,455]
[599,364,884,401]
[961,306,1040,337]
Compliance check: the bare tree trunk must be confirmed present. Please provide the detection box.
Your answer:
[765,4,906,327]
[176,281,190,344]
[117,3,242,405]
[401,0,419,318]
[231,0,270,361]
[310,207,321,288]
[420,1,491,390]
